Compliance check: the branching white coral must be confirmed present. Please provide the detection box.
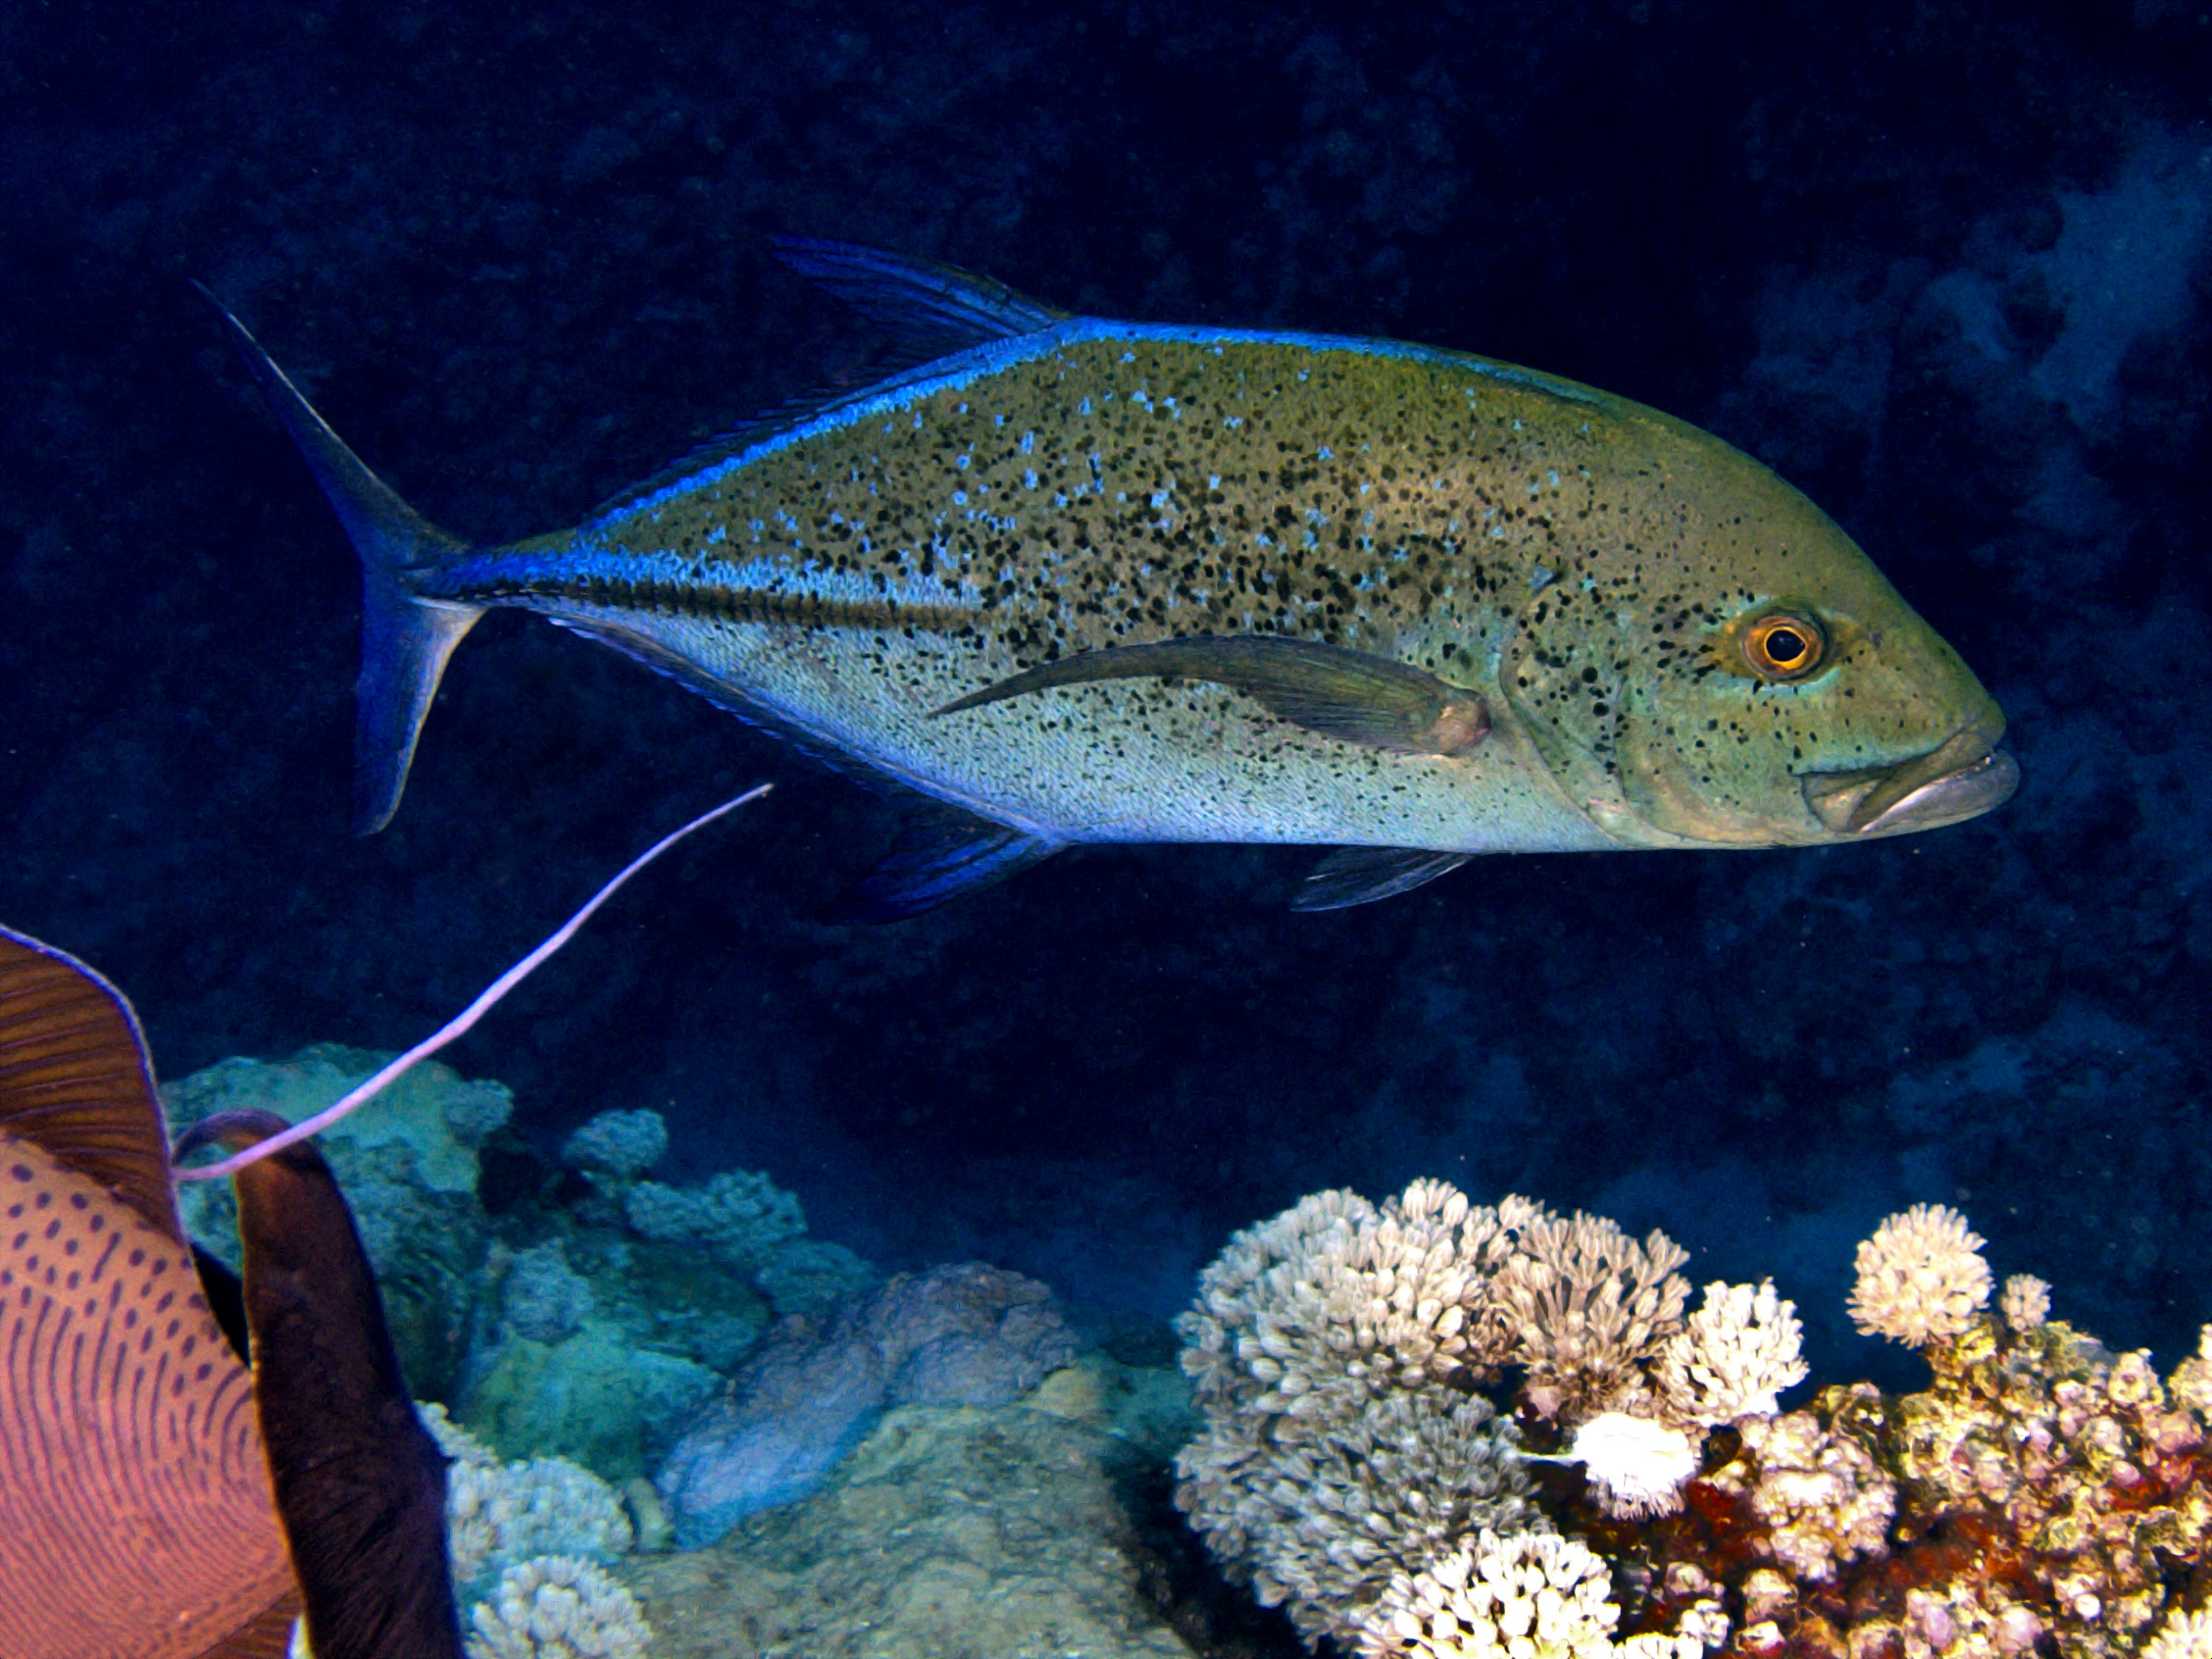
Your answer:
[1483,1210,1690,1419]
[1655,1281,1808,1426]
[1175,1388,1536,1647]
[1356,1529,1619,1659]
[2000,1273,2051,1333]
[2143,1608,2212,1659]
[466,1556,650,1659]
[1847,1204,1991,1348]
[1176,1182,1536,1436]
[448,1451,634,1591]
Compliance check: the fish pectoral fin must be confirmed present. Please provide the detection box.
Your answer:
[772,237,1070,357]
[825,811,1064,923]
[1293,847,1473,911]
[933,636,1489,757]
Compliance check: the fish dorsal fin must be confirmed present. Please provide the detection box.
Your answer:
[588,241,1069,524]
[772,236,1070,358]
[0,925,183,1241]
[1293,848,1473,911]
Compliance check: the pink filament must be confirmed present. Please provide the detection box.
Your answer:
[174,783,771,1184]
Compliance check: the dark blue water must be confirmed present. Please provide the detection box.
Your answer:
[2,0,2206,1404]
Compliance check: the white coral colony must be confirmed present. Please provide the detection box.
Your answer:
[1655,1281,1809,1426]
[1846,1203,1991,1347]
[1178,1181,2212,1658]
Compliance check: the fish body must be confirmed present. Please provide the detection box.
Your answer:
[0,925,463,1659]
[210,243,2016,915]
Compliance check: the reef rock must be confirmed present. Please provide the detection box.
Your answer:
[625,1370,1202,1659]
[656,1262,1080,1546]
[461,1321,723,1483]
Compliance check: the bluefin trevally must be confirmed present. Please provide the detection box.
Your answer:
[206,242,2016,918]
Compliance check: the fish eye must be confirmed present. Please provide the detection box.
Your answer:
[1742,612,1826,681]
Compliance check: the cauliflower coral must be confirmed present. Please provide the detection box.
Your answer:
[1359,1530,1620,1659]
[466,1556,650,1659]
[1846,1204,1991,1348]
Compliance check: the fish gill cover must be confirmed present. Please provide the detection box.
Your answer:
[0,1,2208,1654]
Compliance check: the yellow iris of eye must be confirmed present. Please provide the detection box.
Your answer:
[1742,612,1826,680]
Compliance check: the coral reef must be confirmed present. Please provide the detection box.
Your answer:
[2145,1610,2212,1659]
[1171,1179,1796,1644]
[423,1404,635,1597]
[467,1557,651,1659]
[172,1073,884,1487]
[1180,1389,1536,1648]
[561,1110,669,1181]
[1178,1182,2212,1659]
[622,1170,804,1272]
[1485,1207,1692,1424]
[166,1046,513,1398]
[1363,1530,1635,1659]
[623,1358,1207,1659]
[1655,1282,1810,1428]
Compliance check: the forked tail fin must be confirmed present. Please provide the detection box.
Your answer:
[199,285,484,832]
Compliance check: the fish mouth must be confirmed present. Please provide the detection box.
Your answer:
[1801,724,2020,837]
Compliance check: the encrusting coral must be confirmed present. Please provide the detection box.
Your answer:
[561,1108,669,1181]
[1178,1182,2212,1659]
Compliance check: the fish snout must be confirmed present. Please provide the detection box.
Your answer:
[1801,721,2020,837]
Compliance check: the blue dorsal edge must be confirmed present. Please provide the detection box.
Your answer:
[770,236,1071,357]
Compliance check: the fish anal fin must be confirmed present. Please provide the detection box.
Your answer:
[773,237,1069,359]
[1293,847,1473,911]
[825,811,1062,923]
[936,636,1489,757]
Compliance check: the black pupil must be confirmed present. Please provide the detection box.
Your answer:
[1765,627,1806,664]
